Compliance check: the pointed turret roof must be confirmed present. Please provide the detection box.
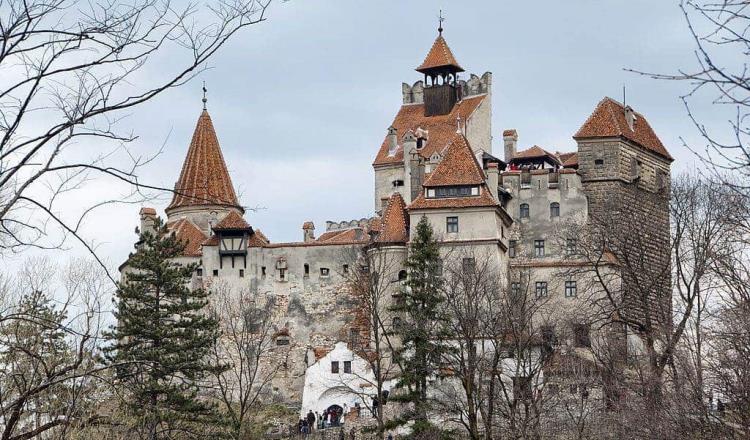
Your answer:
[574,97,672,161]
[376,193,409,244]
[166,109,242,213]
[212,211,251,231]
[422,136,485,187]
[416,34,464,74]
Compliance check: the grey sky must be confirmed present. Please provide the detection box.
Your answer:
[3,0,723,275]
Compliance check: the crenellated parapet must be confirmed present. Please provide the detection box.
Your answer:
[402,71,492,104]
[325,217,375,232]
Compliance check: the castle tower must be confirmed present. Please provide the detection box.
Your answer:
[166,101,243,232]
[416,28,464,116]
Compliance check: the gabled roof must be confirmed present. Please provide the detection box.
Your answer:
[168,218,207,257]
[512,145,562,164]
[416,34,464,73]
[560,152,579,168]
[376,193,409,244]
[167,109,242,213]
[373,94,486,167]
[574,97,673,161]
[423,135,485,187]
[315,228,367,244]
[213,211,251,231]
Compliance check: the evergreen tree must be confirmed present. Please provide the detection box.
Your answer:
[389,216,450,437]
[105,220,226,439]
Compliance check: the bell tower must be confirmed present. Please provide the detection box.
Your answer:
[416,17,464,116]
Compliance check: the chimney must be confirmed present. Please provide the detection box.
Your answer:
[503,129,518,163]
[302,221,315,242]
[386,126,398,156]
[139,207,158,236]
[624,105,636,131]
[402,130,418,203]
[486,162,499,201]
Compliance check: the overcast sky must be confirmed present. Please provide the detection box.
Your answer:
[3,0,726,276]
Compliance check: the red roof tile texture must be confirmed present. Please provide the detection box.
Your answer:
[513,145,561,163]
[502,129,518,138]
[167,110,242,212]
[213,211,251,230]
[423,135,486,187]
[373,94,486,167]
[574,97,672,161]
[416,34,464,73]
[376,193,409,244]
[560,152,578,168]
[169,218,207,257]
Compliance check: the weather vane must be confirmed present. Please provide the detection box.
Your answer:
[438,9,445,34]
[202,81,208,110]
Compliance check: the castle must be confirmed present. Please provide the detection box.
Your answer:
[124,27,673,418]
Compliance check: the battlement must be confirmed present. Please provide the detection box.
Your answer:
[402,72,492,104]
[501,169,581,194]
[325,218,374,232]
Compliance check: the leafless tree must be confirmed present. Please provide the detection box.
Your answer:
[0,257,114,440]
[0,0,271,276]
[206,282,286,439]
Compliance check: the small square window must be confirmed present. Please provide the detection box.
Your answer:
[261,266,266,277]
[520,203,530,218]
[595,159,605,167]
[304,263,310,277]
[196,268,203,276]
[565,280,577,297]
[239,269,244,278]
[212,269,219,277]
[535,281,548,298]
[446,216,459,233]
[534,240,545,257]
[462,257,476,274]
[343,264,349,274]
[344,361,352,374]
[509,240,517,258]
[320,267,330,277]
[331,361,339,374]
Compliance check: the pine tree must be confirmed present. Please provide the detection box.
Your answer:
[389,215,450,437]
[105,219,226,439]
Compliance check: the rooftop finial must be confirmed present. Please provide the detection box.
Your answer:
[202,81,208,110]
[438,9,444,35]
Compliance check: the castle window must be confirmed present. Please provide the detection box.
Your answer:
[349,328,360,348]
[393,317,402,331]
[304,264,310,277]
[509,240,517,258]
[239,269,244,278]
[446,216,459,233]
[595,159,605,167]
[435,186,476,198]
[320,267,330,277]
[261,266,266,278]
[398,270,408,283]
[566,238,577,254]
[392,179,404,187]
[550,202,560,218]
[196,268,203,276]
[279,268,286,281]
[565,280,577,297]
[520,203,530,218]
[534,240,545,257]
[344,361,352,374]
[535,282,548,298]
[343,264,349,274]
[276,336,290,346]
[511,282,521,298]
[212,269,219,277]
[331,361,340,374]
[462,258,476,274]
[573,323,591,348]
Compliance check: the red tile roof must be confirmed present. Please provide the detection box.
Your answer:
[167,110,242,213]
[376,193,409,244]
[302,221,314,230]
[140,207,156,216]
[416,34,464,73]
[502,129,518,138]
[212,211,251,230]
[169,218,207,257]
[409,186,499,210]
[423,135,486,187]
[574,97,673,161]
[373,94,486,167]
[248,229,269,247]
[315,228,367,244]
[560,152,578,168]
[513,145,561,164]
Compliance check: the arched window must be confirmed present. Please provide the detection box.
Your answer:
[520,203,530,218]
[550,202,560,218]
[398,270,407,283]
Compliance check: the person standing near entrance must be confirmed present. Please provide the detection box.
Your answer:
[306,410,315,431]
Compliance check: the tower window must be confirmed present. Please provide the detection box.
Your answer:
[550,202,560,218]
[304,263,310,277]
[212,269,219,277]
[509,240,517,258]
[535,282,548,298]
[534,240,545,257]
[446,216,459,233]
[261,266,266,277]
[520,203,530,218]
[344,361,352,374]
[320,267,330,277]
[566,238,577,254]
[398,270,408,283]
[565,281,577,297]
[343,264,349,274]
[511,282,521,298]
[239,269,244,278]
[196,268,203,277]
[331,361,339,374]
[278,268,286,281]
[392,179,404,187]
[595,159,605,167]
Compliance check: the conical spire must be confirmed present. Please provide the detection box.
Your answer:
[416,32,464,74]
[166,108,242,214]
